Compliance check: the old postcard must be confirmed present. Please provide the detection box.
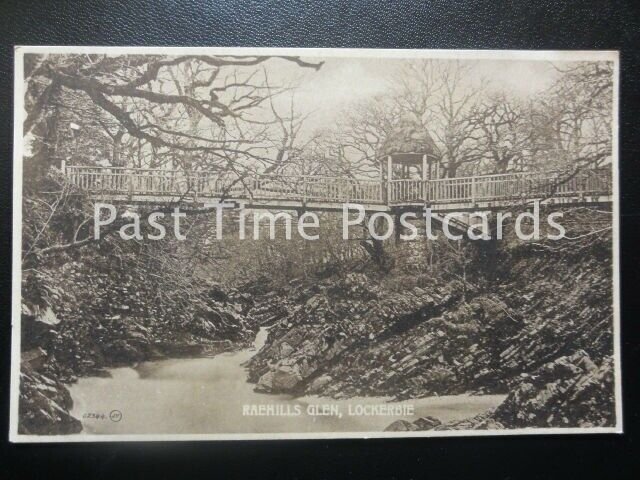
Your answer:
[10,47,621,441]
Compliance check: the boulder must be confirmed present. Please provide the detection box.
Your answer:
[385,420,419,432]
[279,341,295,357]
[256,365,303,392]
[255,371,275,392]
[413,415,442,430]
[272,365,303,391]
[309,375,333,391]
[35,305,60,325]
[102,339,145,364]
[21,347,48,371]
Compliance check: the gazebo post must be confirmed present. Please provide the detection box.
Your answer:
[422,153,428,200]
[379,158,384,202]
[387,155,393,204]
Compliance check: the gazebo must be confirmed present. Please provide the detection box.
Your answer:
[380,117,441,185]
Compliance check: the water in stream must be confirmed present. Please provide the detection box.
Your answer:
[69,328,505,435]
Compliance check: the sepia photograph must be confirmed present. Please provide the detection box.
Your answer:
[10,47,620,441]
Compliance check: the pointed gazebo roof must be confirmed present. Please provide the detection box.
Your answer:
[381,116,439,164]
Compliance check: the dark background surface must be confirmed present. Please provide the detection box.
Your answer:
[0,1,638,478]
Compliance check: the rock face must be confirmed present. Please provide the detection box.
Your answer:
[19,365,82,435]
[248,237,616,430]
[492,350,615,428]
[400,349,615,432]
[246,272,464,396]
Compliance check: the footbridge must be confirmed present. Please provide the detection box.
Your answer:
[63,164,613,213]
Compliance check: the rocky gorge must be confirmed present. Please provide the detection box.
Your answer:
[18,217,616,435]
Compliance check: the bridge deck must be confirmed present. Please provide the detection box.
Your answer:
[63,165,613,212]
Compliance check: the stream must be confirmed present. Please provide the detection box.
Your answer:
[69,328,505,434]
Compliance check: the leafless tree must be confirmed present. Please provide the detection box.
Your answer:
[22,54,324,258]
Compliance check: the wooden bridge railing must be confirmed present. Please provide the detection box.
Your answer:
[64,166,385,204]
[64,165,612,207]
[390,169,612,204]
